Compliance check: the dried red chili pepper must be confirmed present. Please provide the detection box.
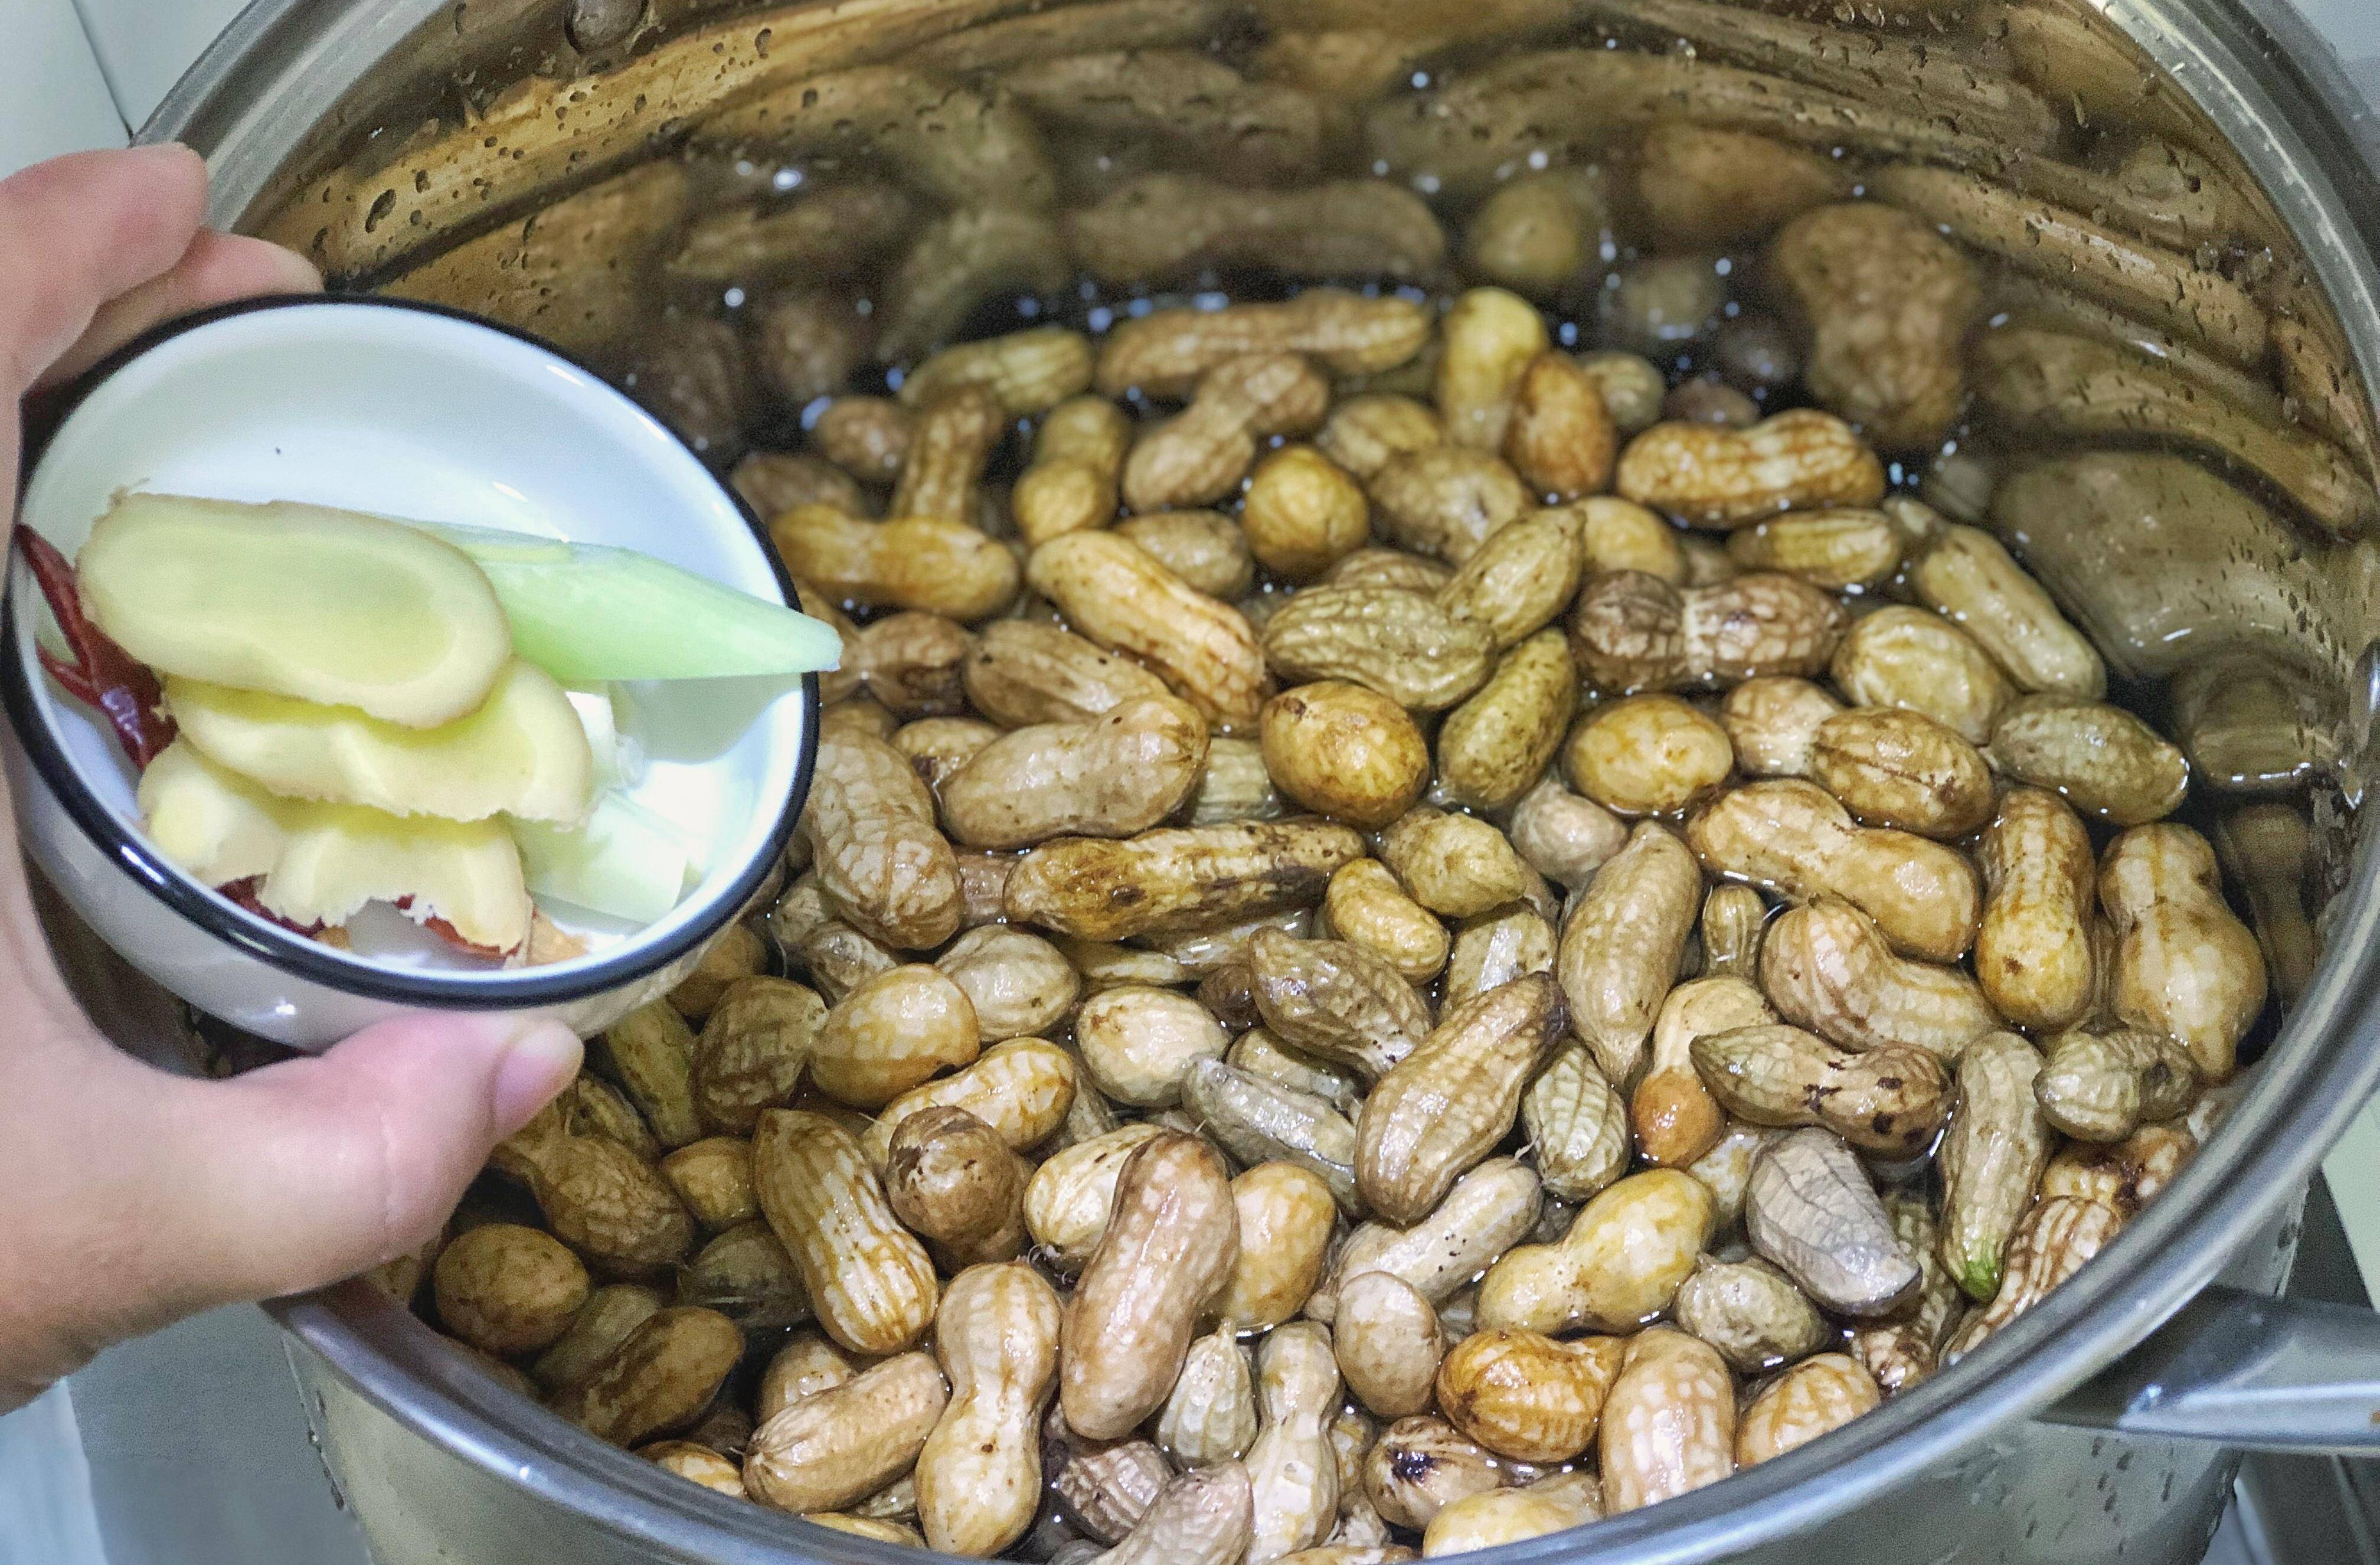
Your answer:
[24,535,524,958]
[221,881,508,959]
[19,529,176,767]
[395,895,513,960]
[218,876,328,939]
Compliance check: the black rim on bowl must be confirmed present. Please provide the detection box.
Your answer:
[4,292,820,1009]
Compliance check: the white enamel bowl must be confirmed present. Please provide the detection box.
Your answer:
[4,296,816,1047]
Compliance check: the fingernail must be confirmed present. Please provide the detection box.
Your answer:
[239,234,324,293]
[126,142,205,179]
[489,1019,584,1135]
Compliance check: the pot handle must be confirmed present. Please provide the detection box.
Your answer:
[2041,1285,2380,1454]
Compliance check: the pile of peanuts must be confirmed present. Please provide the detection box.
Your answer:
[382,110,2289,1565]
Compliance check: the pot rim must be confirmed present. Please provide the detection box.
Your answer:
[156,0,2380,1558]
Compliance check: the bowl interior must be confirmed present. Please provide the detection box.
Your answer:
[10,296,808,985]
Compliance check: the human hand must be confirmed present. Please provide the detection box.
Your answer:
[0,146,583,1412]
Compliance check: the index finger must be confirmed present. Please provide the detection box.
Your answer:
[0,146,210,397]
[35,228,322,390]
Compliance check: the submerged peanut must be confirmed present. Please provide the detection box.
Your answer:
[1616,410,1886,529]
[754,1110,937,1356]
[1362,1417,1509,1532]
[1938,1031,2054,1302]
[1634,976,1770,1169]
[1974,788,2098,1034]
[1673,1256,1831,1374]
[1126,353,1332,511]
[1247,926,1435,1082]
[1096,290,1431,398]
[1076,985,1229,1110]
[1028,531,1270,733]
[1757,897,1996,1060]
[1598,1328,1736,1514]
[569,1306,744,1449]
[1848,1194,1959,1398]
[1438,630,1579,813]
[1699,885,1769,978]
[1719,677,1842,779]
[1445,904,1558,1012]
[1263,586,1497,713]
[1242,1321,1346,1564]
[1464,166,1609,298]
[1830,607,2010,747]
[1061,1134,1240,1440]
[962,620,1171,729]
[810,965,979,1110]
[1476,1169,1714,1337]
[434,1224,589,1357]
[2041,1124,2197,1221]
[772,505,1019,623]
[1725,510,1903,592]
[1367,448,1532,566]
[1436,1329,1625,1465]
[1358,973,1565,1225]
[1690,1024,1950,1158]
[1570,571,1846,694]
[1689,780,1980,964]
[1184,1059,1361,1217]
[884,1108,1029,1272]
[2101,825,2266,1083]
[1437,287,1548,452]
[1907,522,2105,699]
[1986,696,2191,827]
[1770,203,1980,454]
[1807,707,1992,840]
[1014,395,1129,545]
[1375,808,1538,921]
[1334,1273,1443,1420]
[803,728,965,953]
[1263,681,1433,828]
[1436,509,1585,652]
[1159,1329,1260,1468]
[1309,1158,1542,1325]
[1564,694,1734,818]
[1568,496,1688,582]
[1509,775,1629,893]
[1505,351,1619,501]
[1325,860,1451,984]
[1743,1129,1919,1319]
[1944,1197,2123,1360]
[2036,1025,2198,1143]
[914,1263,1062,1556]
[1006,819,1364,942]
[1024,1123,1167,1272]
[1244,445,1372,581]
[1219,1163,1338,1331]
[1735,1354,1880,1467]
[1524,1043,1631,1204]
[744,1351,949,1517]
[1557,821,1702,1084]
[940,695,1209,850]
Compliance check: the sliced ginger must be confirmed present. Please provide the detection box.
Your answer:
[68,491,822,954]
[139,742,532,953]
[80,494,511,728]
[512,792,697,926]
[166,659,593,824]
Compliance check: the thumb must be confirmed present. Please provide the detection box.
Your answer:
[96,1012,581,1322]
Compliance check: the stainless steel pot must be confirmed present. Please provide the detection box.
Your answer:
[102,1,2380,1561]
